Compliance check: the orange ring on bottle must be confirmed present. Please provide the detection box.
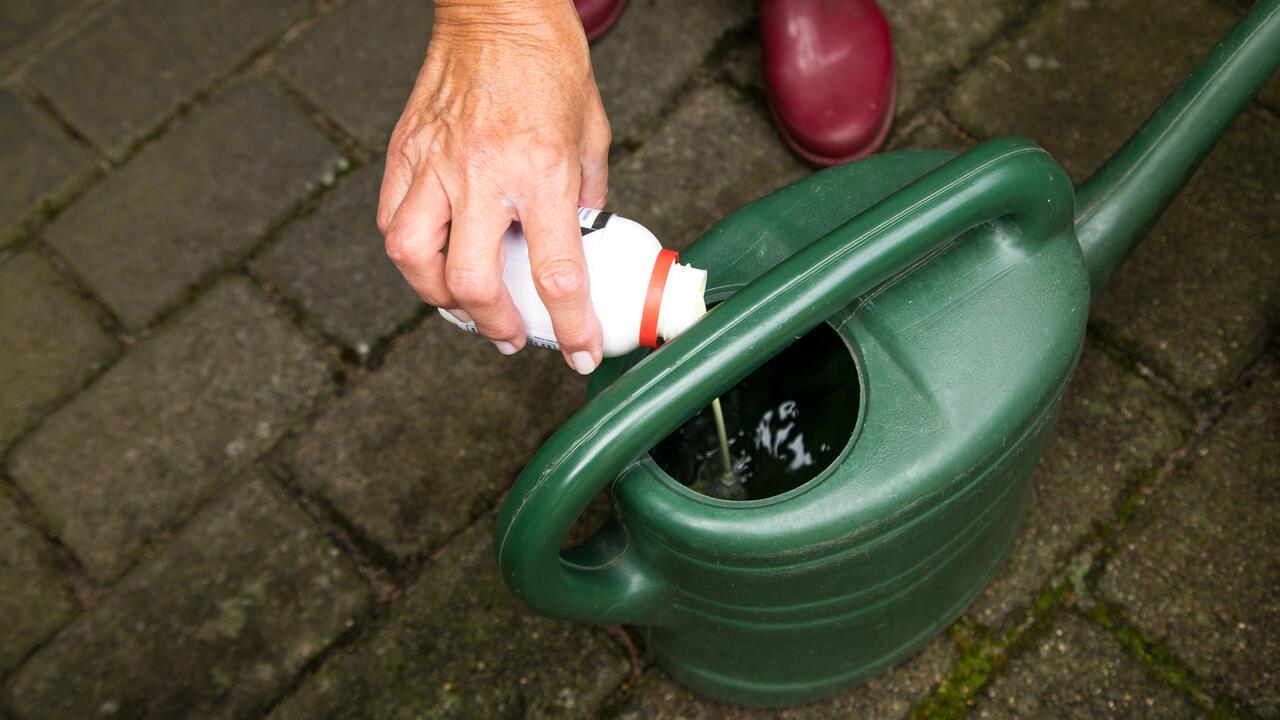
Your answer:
[639,249,679,349]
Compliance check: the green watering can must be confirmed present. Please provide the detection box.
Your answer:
[494,0,1280,706]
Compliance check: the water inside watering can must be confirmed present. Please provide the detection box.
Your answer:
[650,323,860,500]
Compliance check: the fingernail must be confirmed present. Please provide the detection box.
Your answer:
[571,351,597,375]
[493,340,518,356]
[450,309,473,323]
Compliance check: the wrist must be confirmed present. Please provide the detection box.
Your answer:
[434,0,574,28]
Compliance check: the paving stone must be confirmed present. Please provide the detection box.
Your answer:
[0,89,94,245]
[252,161,420,354]
[1088,113,1280,396]
[286,321,584,561]
[1099,362,1280,717]
[608,84,808,250]
[614,637,956,719]
[884,0,1034,121]
[592,0,752,144]
[9,279,332,582]
[975,613,1197,718]
[28,0,309,159]
[8,470,372,720]
[0,483,78,674]
[947,0,1272,183]
[892,114,975,153]
[44,80,342,331]
[0,0,84,72]
[0,251,117,450]
[267,521,628,719]
[965,345,1192,630]
[947,0,1280,396]
[274,0,433,150]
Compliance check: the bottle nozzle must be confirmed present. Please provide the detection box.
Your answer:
[657,263,709,342]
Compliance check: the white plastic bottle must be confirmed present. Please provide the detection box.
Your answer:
[439,208,708,357]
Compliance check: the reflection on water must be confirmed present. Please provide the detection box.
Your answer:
[650,323,860,501]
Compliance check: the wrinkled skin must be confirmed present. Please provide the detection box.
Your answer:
[379,0,611,373]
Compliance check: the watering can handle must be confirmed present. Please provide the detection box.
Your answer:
[493,137,1076,625]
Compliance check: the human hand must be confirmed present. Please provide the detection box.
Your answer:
[378,0,611,374]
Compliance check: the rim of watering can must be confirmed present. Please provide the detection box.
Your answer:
[634,283,872,509]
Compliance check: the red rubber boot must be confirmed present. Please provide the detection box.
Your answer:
[575,0,628,40]
[760,0,896,166]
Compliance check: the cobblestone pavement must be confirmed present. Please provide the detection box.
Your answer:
[2,0,1277,718]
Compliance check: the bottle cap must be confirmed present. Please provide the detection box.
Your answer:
[657,261,708,343]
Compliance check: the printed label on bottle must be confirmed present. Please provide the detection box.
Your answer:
[440,309,561,350]
[578,207,613,236]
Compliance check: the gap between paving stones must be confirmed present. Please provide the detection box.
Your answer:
[0,0,124,83]
[0,0,364,393]
[0,471,95,605]
[910,333,1278,719]
[606,13,759,162]
[898,0,1052,147]
[252,499,639,718]
[1,0,364,359]
[0,472,92,680]
[0,345,377,708]
[263,68,373,164]
[1082,603,1254,719]
[702,19,766,110]
[232,147,440,372]
[1084,326,1200,419]
[0,162,367,563]
[15,0,338,170]
[2,276,343,587]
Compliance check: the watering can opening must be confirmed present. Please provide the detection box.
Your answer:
[647,317,861,502]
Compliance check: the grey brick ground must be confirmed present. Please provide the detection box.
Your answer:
[893,113,974,153]
[0,89,93,245]
[9,279,332,582]
[1099,360,1280,717]
[0,0,83,72]
[28,0,308,160]
[0,484,77,674]
[7,471,371,720]
[266,521,628,720]
[274,0,433,150]
[286,321,584,561]
[608,84,808,249]
[0,251,117,449]
[252,161,420,354]
[965,345,1192,630]
[883,0,1034,120]
[615,637,956,719]
[974,614,1197,718]
[947,0,1269,182]
[44,80,343,331]
[947,0,1280,397]
[591,0,752,145]
[1088,113,1280,398]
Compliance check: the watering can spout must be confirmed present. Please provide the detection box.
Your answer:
[1074,0,1280,300]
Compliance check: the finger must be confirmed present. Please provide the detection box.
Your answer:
[579,147,608,209]
[383,170,454,308]
[445,196,526,352]
[579,108,611,208]
[377,148,414,233]
[523,174,603,374]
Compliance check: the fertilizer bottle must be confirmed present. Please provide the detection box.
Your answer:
[438,208,709,357]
